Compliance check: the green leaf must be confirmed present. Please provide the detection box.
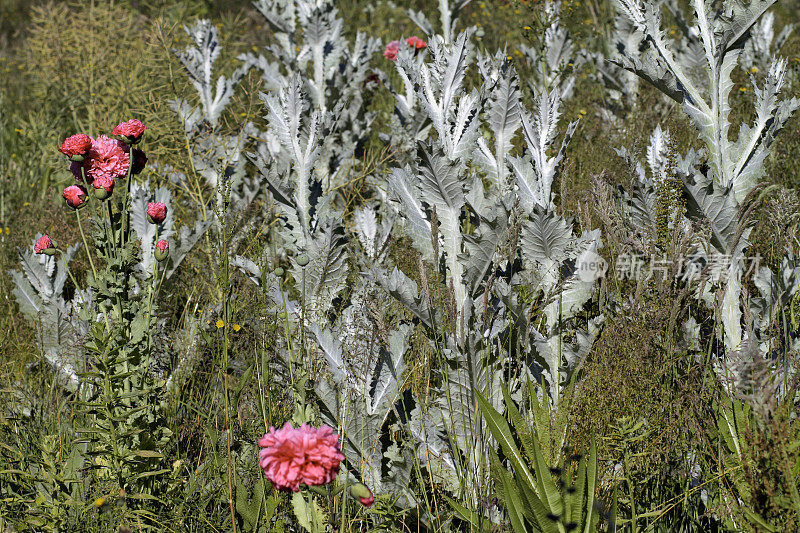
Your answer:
[292,492,326,533]
[497,460,532,533]
[583,439,598,532]
[476,390,538,502]
[135,450,164,458]
[445,495,492,532]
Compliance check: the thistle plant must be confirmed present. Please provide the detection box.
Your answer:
[517,0,582,99]
[613,0,800,350]
[371,26,605,524]
[243,0,382,192]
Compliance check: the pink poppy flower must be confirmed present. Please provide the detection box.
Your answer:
[34,234,54,255]
[383,40,400,61]
[406,36,427,50]
[147,202,167,224]
[112,119,146,143]
[258,423,344,492]
[58,134,94,159]
[62,185,88,209]
[79,135,130,183]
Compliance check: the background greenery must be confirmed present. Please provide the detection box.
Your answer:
[2,0,800,531]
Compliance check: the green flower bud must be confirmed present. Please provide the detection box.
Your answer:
[274,267,285,277]
[349,483,374,507]
[94,187,111,200]
[296,253,310,267]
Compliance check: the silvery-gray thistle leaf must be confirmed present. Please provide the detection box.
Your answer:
[173,19,247,130]
[408,0,471,44]
[10,239,86,391]
[519,0,580,99]
[612,0,798,202]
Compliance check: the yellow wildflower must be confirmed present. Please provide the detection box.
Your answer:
[94,497,106,508]
[216,319,225,328]
[233,324,242,332]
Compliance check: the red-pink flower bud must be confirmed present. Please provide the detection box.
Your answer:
[383,40,400,61]
[112,119,146,144]
[62,185,88,210]
[147,202,167,224]
[92,176,114,199]
[155,239,169,262]
[34,234,55,255]
[58,134,94,161]
[349,483,374,507]
[406,36,427,50]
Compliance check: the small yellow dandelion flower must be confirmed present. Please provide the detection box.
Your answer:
[750,66,758,74]
[23,202,29,207]
[523,26,531,30]
[4,227,9,235]
[252,45,258,52]
[216,319,225,328]
[94,497,106,508]
[507,56,513,61]
[233,324,242,332]
[739,87,747,92]
[14,128,22,134]
[568,62,574,67]
[579,109,587,116]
